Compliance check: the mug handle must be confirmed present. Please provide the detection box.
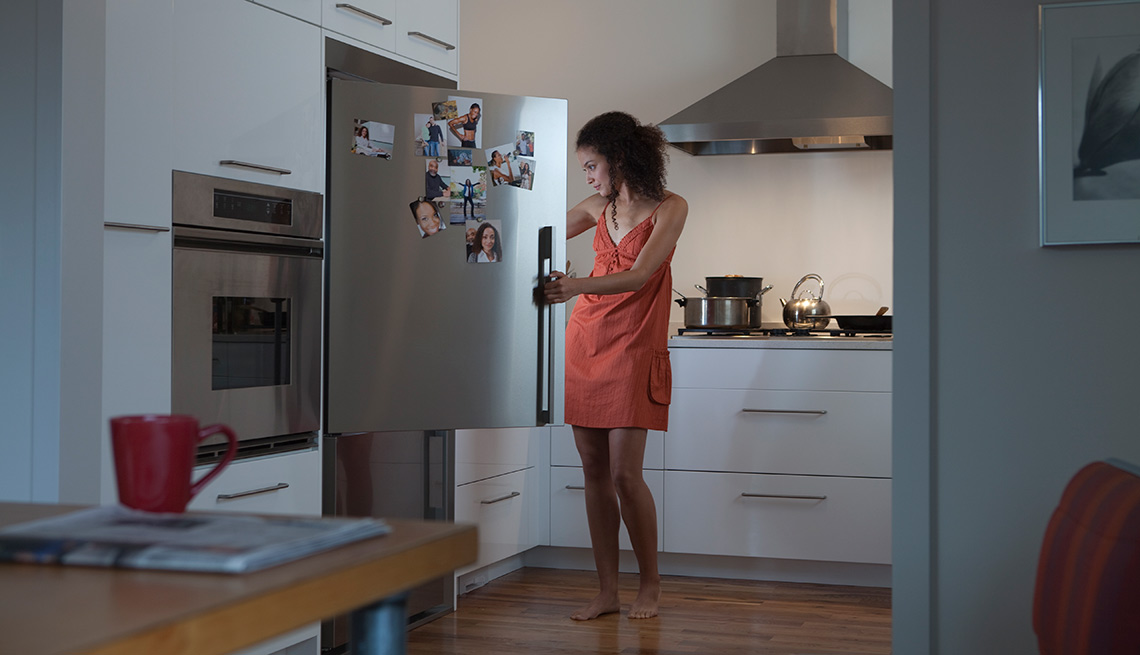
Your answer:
[189,424,239,499]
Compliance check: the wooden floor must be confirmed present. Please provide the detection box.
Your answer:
[406,567,891,655]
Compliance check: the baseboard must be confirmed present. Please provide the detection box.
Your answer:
[456,553,528,595]
[521,546,892,588]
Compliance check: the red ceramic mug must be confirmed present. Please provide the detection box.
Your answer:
[110,414,238,513]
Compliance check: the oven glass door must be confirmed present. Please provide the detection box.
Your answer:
[172,247,321,446]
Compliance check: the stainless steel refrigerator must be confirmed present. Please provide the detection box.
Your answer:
[322,78,566,651]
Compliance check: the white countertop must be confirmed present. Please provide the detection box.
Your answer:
[669,334,893,350]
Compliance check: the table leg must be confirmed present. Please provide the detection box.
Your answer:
[350,592,408,655]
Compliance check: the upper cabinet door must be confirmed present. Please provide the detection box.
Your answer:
[395,0,458,75]
[173,0,323,193]
[322,0,397,52]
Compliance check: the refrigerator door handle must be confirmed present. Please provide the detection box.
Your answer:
[537,226,555,424]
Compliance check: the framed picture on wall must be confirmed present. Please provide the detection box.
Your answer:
[1039,0,1140,246]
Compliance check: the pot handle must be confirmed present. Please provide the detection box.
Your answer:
[672,288,687,307]
[790,273,825,300]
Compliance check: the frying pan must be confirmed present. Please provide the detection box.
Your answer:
[826,306,892,332]
[831,315,892,332]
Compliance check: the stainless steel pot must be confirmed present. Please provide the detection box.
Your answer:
[699,279,773,327]
[779,273,832,330]
[675,293,754,328]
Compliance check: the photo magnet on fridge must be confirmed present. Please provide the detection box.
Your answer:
[351,118,394,159]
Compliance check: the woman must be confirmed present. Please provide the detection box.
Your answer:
[489,150,514,186]
[462,178,476,216]
[543,111,687,621]
[467,221,502,263]
[409,198,445,238]
[519,161,532,190]
[448,103,481,147]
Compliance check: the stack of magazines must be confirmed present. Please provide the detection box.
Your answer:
[0,506,391,573]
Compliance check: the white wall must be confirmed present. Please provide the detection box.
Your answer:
[895,1,1140,653]
[460,0,893,324]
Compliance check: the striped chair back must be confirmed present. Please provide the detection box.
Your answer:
[1033,459,1140,654]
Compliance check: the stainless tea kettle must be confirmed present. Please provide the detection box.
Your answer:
[779,273,832,330]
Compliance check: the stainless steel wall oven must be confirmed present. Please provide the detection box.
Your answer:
[171,171,323,460]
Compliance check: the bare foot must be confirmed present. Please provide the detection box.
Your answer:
[570,592,620,621]
[628,579,660,619]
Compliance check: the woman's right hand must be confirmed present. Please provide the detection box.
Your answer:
[543,271,577,304]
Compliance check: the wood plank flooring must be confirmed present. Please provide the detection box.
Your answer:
[406,567,891,655]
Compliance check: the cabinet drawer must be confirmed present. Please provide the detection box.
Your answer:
[322,0,396,51]
[663,470,891,564]
[188,449,321,516]
[455,468,539,573]
[455,427,545,486]
[667,388,891,477]
[550,425,664,470]
[549,467,663,551]
[670,347,891,392]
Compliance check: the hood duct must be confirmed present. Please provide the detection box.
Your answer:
[658,0,892,155]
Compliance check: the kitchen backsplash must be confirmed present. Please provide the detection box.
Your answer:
[565,149,894,325]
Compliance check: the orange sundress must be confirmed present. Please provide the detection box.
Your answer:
[563,200,674,431]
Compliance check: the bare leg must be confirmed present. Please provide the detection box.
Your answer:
[609,428,661,619]
[571,426,622,620]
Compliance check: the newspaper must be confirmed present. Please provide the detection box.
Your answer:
[0,506,391,574]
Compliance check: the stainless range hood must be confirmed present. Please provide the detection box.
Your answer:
[658,0,892,155]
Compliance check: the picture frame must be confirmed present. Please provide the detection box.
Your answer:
[1039,0,1140,246]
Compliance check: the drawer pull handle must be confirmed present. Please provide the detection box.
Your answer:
[219,160,292,175]
[564,485,586,491]
[742,408,828,416]
[407,31,456,51]
[335,3,392,25]
[741,492,827,501]
[104,222,171,233]
[480,491,521,505]
[217,482,290,501]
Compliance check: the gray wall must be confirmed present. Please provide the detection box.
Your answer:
[894,1,1140,653]
[0,0,105,504]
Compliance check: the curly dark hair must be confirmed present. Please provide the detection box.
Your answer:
[575,111,670,229]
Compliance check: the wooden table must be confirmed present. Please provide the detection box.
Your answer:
[0,502,477,655]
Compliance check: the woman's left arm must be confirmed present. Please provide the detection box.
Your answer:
[545,195,687,303]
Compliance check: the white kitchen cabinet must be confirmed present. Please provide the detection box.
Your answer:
[455,426,545,486]
[663,470,891,564]
[105,1,173,230]
[100,226,173,505]
[667,388,891,477]
[455,466,542,575]
[187,449,322,516]
[549,466,664,551]
[671,347,892,393]
[453,426,548,575]
[550,424,665,470]
[173,0,324,193]
[661,343,893,565]
[321,0,458,75]
[394,0,459,75]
